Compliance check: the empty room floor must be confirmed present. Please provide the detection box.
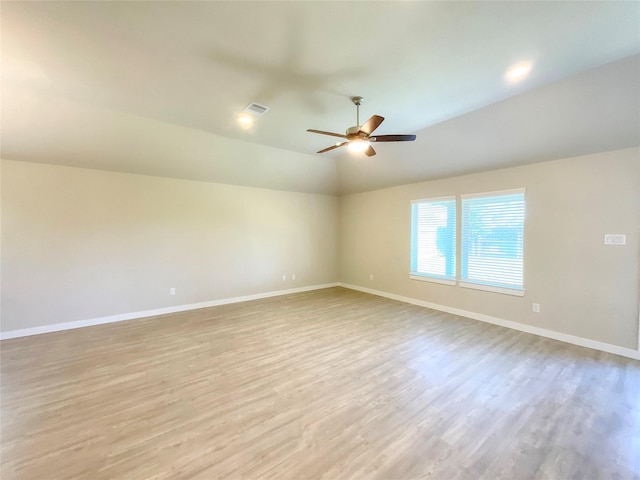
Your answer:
[1,287,638,479]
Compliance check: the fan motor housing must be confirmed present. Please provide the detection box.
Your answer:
[346,126,369,139]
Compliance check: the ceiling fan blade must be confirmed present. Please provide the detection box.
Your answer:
[307,129,348,139]
[317,142,348,154]
[364,145,376,157]
[359,115,385,135]
[369,134,417,142]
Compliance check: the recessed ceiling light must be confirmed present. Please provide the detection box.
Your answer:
[348,139,369,153]
[237,115,253,127]
[505,62,532,83]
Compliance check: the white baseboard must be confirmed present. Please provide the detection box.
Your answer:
[0,283,339,341]
[5,281,637,361]
[339,283,640,361]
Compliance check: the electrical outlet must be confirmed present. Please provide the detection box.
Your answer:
[282,275,287,281]
[292,273,296,280]
[369,274,374,281]
[532,303,540,313]
[169,288,176,296]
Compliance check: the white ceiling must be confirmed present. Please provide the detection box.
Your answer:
[2,1,639,195]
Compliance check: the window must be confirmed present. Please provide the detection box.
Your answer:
[410,189,525,296]
[410,197,456,284]
[461,190,525,294]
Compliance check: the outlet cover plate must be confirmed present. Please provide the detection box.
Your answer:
[604,234,626,245]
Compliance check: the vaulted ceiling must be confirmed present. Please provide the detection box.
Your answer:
[2,1,639,194]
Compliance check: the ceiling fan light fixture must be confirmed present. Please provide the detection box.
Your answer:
[348,139,370,153]
[307,96,416,156]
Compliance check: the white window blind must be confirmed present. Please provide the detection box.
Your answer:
[410,197,456,282]
[461,190,525,291]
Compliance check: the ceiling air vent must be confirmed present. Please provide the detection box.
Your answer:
[243,102,270,117]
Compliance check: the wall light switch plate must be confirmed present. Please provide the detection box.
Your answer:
[604,234,626,245]
[169,288,176,296]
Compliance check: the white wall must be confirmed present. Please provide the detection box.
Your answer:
[1,160,338,332]
[339,148,640,350]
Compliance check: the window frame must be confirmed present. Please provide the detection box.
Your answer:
[460,188,525,296]
[409,188,526,297]
[409,196,457,286]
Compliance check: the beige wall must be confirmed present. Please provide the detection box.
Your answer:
[1,160,338,332]
[339,148,640,350]
[3,148,639,351]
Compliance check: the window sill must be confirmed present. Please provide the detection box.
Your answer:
[409,274,456,286]
[459,281,525,297]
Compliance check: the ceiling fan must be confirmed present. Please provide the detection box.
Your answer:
[307,96,416,157]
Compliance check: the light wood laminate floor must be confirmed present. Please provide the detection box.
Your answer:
[1,287,639,479]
